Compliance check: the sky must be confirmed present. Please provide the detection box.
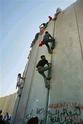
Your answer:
[0,0,77,97]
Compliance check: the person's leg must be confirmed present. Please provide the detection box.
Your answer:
[38,67,51,88]
[38,71,47,79]
[17,88,21,97]
[48,39,55,50]
[39,64,51,80]
[38,70,48,88]
[39,66,51,72]
[51,38,55,50]
[44,79,50,89]
[17,87,23,97]
[45,42,52,54]
[44,66,51,88]
[47,64,52,80]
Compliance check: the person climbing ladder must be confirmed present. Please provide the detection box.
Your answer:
[36,55,51,88]
[39,31,55,54]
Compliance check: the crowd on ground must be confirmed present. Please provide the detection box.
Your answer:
[0,110,11,124]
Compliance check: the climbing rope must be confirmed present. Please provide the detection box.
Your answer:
[45,20,56,124]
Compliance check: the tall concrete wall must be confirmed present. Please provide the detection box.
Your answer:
[47,0,83,123]
[12,0,83,123]
[0,93,16,115]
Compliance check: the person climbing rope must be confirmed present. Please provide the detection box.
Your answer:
[36,55,51,88]
[16,73,25,97]
[39,31,55,54]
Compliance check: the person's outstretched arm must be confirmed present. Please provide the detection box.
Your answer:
[21,77,25,81]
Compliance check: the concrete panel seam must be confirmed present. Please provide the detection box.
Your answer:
[74,6,83,63]
[22,39,42,124]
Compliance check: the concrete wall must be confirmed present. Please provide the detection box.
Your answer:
[12,0,83,123]
[47,0,83,123]
[0,93,16,115]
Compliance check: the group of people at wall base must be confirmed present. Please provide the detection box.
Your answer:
[0,110,11,124]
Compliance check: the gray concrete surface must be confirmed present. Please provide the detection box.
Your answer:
[0,93,16,115]
[12,0,83,123]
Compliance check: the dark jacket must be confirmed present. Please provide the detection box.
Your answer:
[36,59,49,68]
[43,32,53,41]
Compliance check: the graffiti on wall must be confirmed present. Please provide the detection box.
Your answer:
[25,102,83,123]
[25,107,45,123]
[48,102,83,124]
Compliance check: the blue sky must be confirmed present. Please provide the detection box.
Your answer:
[0,0,76,97]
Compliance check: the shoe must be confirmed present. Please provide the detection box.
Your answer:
[47,85,50,89]
[51,46,55,50]
[48,49,53,54]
